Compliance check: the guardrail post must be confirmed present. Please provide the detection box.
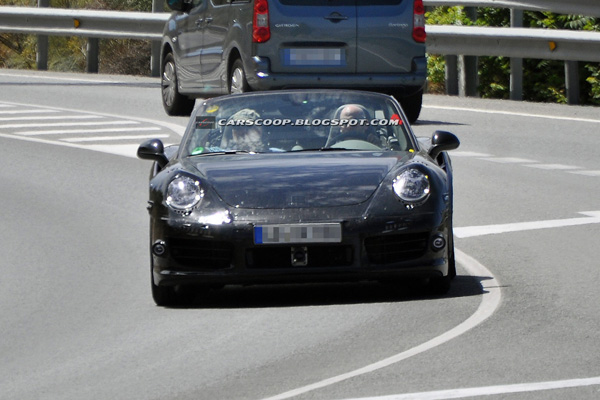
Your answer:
[36,0,49,71]
[510,9,523,101]
[460,7,478,97]
[87,38,99,73]
[565,61,580,105]
[445,55,459,95]
[151,0,164,77]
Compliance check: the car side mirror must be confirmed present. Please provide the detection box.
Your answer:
[429,130,460,160]
[138,139,170,169]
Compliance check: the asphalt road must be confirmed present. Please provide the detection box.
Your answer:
[1,69,599,400]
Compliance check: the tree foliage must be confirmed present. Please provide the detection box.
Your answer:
[426,6,600,105]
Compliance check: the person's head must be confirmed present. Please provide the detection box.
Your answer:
[227,108,264,151]
[339,104,368,135]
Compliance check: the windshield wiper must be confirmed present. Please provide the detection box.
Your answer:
[292,147,350,152]
[191,150,251,157]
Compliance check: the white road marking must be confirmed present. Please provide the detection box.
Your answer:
[481,157,537,164]
[569,170,600,177]
[82,143,148,158]
[448,151,493,157]
[341,376,600,400]
[454,211,600,239]
[0,109,58,115]
[0,120,139,129]
[0,115,104,122]
[63,133,170,143]
[524,163,581,170]
[18,126,161,136]
[261,249,502,400]
[425,105,600,125]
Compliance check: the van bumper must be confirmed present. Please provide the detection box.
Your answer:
[246,56,427,95]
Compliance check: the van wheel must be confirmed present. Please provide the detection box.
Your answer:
[398,89,423,124]
[161,52,195,116]
[229,59,249,94]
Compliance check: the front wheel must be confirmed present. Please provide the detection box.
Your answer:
[229,59,249,94]
[161,53,195,116]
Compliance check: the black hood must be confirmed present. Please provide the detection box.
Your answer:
[187,152,410,208]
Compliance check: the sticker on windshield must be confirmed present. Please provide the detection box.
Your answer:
[196,116,216,129]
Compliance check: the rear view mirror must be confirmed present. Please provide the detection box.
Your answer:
[138,139,169,169]
[429,130,460,160]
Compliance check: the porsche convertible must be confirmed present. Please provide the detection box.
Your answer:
[138,90,460,306]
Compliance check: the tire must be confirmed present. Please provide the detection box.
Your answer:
[428,275,451,295]
[151,271,179,307]
[397,89,423,124]
[229,59,249,94]
[448,223,457,280]
[161,52,195,116]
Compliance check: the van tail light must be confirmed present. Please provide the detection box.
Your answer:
[412,0,426,43]
[253,0,271,43]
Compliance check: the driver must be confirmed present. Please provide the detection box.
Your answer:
[339,104,369,137]
[337,104,382,145]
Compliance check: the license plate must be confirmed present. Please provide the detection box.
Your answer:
[283,48,345,66]
[254,223,342,244]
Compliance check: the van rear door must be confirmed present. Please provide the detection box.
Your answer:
[264,0,357,74]
[356,0,423,73]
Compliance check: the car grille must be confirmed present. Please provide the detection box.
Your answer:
[247,245,353,269]
[169,238,233,269]
[364,232,429,264]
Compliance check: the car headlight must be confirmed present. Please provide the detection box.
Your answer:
[393,168,430,203]
[166,175,204,212]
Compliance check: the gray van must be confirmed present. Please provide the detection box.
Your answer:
[160,0,427,122]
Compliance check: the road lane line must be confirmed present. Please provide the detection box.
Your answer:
[450,151,493,157]
[0,109,58,115]
[261,249,502,400]
[341,376,600,400]
[569,170,600,177]
[0,120,139,129]
[62,133,169,143]
[424,105,600,125]
[0,115,104,122]
[524,163,581,170]
[454,211,600,239]
[18,126,161,136]
[481,157,537,164]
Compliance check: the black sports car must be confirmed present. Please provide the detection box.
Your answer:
[138,90,459,306]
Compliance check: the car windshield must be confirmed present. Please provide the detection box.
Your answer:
[181,91,415,156]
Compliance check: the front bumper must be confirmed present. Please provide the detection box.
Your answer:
[151,211,451,288]
[245,56,427,95]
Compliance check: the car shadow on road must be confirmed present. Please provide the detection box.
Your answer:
[170,274,491,309]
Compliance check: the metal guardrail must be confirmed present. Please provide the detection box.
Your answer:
[427,25,600,63]
[0,1,599,102]
[0,7,168,40]
[425,0,600,18]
